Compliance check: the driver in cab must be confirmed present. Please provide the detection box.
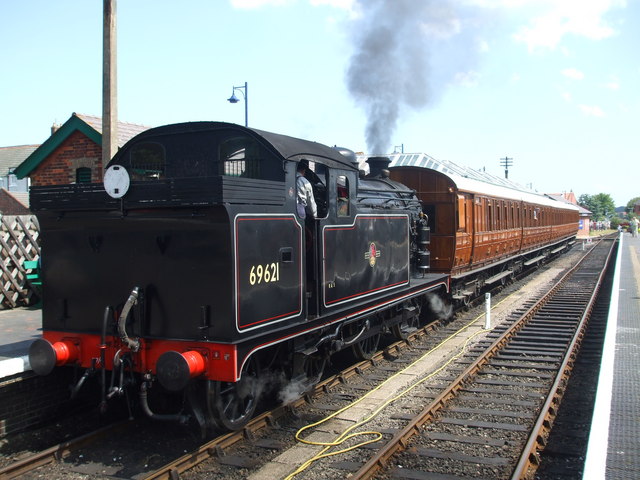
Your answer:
[296,159,317,220]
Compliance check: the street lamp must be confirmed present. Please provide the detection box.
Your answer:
[227,81,248,127]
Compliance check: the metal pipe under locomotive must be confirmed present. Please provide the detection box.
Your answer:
[28,122,448,432]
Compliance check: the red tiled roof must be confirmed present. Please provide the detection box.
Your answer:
[0,189,30,214]
[73,113,150,147]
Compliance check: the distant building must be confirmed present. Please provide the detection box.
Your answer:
[0,189,31,215]
[634,200,640,216]
[547,191,592,237]
[0,144,39,213]
[15,112,150,187]
[0,144,37,192]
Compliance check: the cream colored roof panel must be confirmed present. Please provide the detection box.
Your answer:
[357,152,579,212]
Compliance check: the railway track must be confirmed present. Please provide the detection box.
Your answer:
[0,239,608,480]
[0,421,131,479]
[0,321,444,479]
[142,241,608,479]
[344,236,616,480]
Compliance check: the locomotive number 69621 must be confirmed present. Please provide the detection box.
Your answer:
[249,263,280,285]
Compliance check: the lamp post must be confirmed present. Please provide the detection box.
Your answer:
[227,81,248,127]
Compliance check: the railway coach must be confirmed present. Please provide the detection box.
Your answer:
[385,153,580,306]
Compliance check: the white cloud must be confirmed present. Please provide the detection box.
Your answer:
[579,104,606,117]
[562,68,584,80]
[489,0,626,51]
[230,0,294,8]
[605,76,620,90]
[231,0,356,10]
[453,70,481,87]
[310,0,354,9]
[561,91,572,102]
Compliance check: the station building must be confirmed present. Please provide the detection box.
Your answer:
[14,112,149,187]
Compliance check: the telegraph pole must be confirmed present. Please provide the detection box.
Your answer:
[500,156,513,179]
[102,0,118,176]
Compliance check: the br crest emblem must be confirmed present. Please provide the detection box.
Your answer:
[364,242,381,267]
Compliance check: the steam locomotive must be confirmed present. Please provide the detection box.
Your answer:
[27,121,578,433]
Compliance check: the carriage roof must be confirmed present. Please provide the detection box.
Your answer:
[360,152,579,212]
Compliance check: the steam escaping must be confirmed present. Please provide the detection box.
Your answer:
[346,0,461,154]
[278,377,311,405]
[427,292,453,320]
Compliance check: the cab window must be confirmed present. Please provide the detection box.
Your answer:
[219,135,284,182]
[337,175,349,217]
[130,142,165,181]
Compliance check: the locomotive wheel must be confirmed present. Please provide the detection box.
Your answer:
[392,315,420,340]
[303,354,326,384]
[352,332,381,360]
[207,355,259,431]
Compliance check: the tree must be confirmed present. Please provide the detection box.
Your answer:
[579,193,615,221]
[578,194,593,211]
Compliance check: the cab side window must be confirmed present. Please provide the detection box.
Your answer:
[130,142,165,181]
[337,175,349,217]
[219,134,284,182]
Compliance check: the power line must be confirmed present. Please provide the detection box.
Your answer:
[500,156,513,179]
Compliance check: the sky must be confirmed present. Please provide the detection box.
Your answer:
[1,0,638,206]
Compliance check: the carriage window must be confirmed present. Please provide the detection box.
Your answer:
[457,195,466,231]
[337,175,350,217]
[130,142,165,181]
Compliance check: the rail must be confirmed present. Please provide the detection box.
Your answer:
[349,236,615,479]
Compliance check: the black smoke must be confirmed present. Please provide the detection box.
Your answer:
[346,0,462,154]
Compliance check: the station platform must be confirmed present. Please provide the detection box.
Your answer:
[584,232,640,479]
[0,306,40,378]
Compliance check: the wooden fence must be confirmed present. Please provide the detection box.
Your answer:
[0,215,41,309]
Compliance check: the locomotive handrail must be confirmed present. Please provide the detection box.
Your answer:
[356,196,421,208]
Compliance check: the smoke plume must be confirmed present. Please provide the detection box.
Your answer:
[346,0,461,154]
[427,292,453,320]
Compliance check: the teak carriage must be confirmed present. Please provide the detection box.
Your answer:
[388,153,579,303]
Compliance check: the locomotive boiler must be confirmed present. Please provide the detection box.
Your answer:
[27,122,449,432]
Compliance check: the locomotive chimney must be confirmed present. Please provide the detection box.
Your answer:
[367,156,391,178]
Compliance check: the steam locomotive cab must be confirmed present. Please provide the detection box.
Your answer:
[28,122,447,432]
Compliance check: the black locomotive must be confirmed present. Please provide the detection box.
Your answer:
[28,122,448,432]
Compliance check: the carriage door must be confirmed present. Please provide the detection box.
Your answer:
[455,194,472,267]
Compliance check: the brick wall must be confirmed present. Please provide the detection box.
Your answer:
[0,369,96,438]
[30,131,102,186]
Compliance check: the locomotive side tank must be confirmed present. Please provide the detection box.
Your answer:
[28,122,448,432]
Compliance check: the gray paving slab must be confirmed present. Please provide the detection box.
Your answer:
[607,233,640,479]
[0,306,41,377]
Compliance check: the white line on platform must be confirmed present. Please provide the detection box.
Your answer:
[0,355,31,378]
[583,233,623,480]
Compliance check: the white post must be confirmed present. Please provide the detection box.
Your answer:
[484,293,491,329]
